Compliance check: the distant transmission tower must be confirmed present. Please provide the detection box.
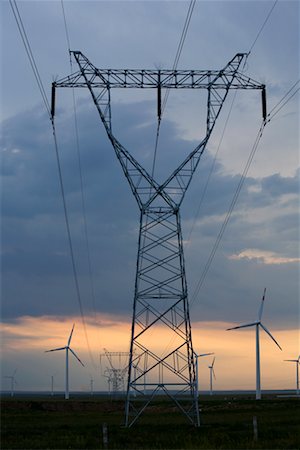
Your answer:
[52,52,266,426]
[100,349,131,395]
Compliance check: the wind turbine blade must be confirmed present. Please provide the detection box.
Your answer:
[284,359,298,362]
[213,368,216,380]
[69,348,85,367]
[12,369,17,377]
[260,323,282,350]
[227,322,258,331]
[45,347,66,353]
[212,357,216,367]
[68,323,75,346]
[258,288,266,321]
[198,352,214,357]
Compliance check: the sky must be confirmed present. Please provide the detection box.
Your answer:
[0,0,299,394]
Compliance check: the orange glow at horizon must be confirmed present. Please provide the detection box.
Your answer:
[1,314,299,391]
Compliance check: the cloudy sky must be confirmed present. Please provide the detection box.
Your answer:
[1,0,299,393]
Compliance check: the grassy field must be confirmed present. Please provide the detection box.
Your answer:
[1,394,299,449]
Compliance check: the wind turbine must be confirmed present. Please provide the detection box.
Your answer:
[45,324,84,399]
[50,375,55,397]
[194,352,214,398]
[227,288,282,400]
[208,357,216,396]
[4,369,17,397]
[284,355,300,395]
[90,376,94,396]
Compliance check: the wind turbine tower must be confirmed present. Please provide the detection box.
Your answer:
[208,357,216,396]
[52,51,266,426]
[227,288,282,400]
[51,375,54,397]
[284,355,300,395]
[4,369,17,397]
[90,377,94,396]
[194,352,214,398]
[45,324,84,399]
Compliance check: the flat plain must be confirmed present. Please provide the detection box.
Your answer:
[1,394,299,449]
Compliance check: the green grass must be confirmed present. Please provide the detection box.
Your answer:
[1,395,299,449]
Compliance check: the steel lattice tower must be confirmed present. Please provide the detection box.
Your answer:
[52,52,266,426]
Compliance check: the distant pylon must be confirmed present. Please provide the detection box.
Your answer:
[100,349,131,395]
[53,52,266,426]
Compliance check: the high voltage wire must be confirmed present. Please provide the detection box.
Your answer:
[161,0,196,115]
[9,0,51,118]
[60,0,100,367]
[9,0,95,368]
[190,120,266,306]
[151,0,196,178]
[248,0,278,54]
[187,0,280,305]
[267,80,300,121]
[189,79,299,307]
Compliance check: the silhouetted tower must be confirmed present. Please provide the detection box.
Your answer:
[100,349,130,395]
[52,52,266,426]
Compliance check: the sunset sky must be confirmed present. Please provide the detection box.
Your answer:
[1,0,299,393]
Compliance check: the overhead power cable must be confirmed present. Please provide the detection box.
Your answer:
[10,0,95,367]
[248,0,278,55]
[267,80,300,121]
[60,0,100,366]
[9,0,51,118]
[161,0,196,116]
[187,0,280,303]
[190,121,265,306]
[151,0,196,178]
[190,80,299,306]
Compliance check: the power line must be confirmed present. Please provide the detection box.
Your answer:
[9,0,51,118]
[60,0,99,368]
[151,0,196,178]
[186,89,239,245]
[267,80,300,121]
[161,0,196,115]
[10,0,95,367]
[189,78,299,306]
[248,0,278,54]
[190,121,265,306]
[61,0,71,61]
[187,0,280,304]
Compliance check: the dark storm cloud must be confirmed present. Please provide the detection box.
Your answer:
[1,97,299,327]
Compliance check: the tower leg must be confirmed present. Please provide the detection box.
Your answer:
[125,208,199,426]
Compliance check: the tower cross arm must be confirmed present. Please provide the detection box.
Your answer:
[53,51,264,91]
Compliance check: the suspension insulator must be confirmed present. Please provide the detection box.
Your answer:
[51,83,56,119]
[157,71,161,120]
[262,85,267,121]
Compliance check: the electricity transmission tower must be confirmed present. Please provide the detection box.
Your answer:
[52,52,266,426]
[100,349,131,395]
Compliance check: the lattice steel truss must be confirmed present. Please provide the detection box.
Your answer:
[100,349,131,395]
[53,52,265,426]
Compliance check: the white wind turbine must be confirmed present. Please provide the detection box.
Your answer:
[227,288,282,400]
[284,355,300,395]
[45,324,84,399]
[4,369,17,397]
[194,352,214,398]
[208,357,216,396]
